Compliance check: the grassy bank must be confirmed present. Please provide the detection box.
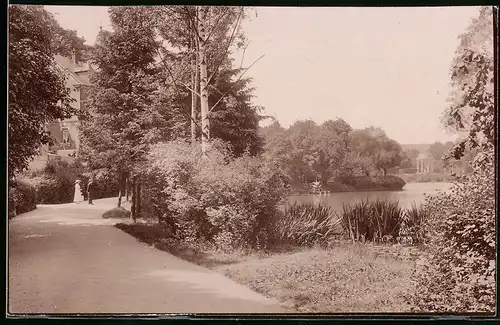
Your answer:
[115,222,418,312]
[217,245,416,312]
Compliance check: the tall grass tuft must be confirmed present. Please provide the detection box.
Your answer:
[336,199,404,243]
[400,203,427,245]
[272,202,342,247]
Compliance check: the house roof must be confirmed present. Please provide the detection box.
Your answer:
[54,55,93,86]
[416,152,432,160]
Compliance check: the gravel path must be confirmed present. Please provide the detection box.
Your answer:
[8,199,287,314]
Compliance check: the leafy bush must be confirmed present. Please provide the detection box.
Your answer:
[24,174,74,204]
[271,202,342,247]
[22,159,85,204]
[139,139,289,251]
[409,156,495,313]
[8,179,37,218]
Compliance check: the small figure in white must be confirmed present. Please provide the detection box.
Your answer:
[73,179,84,203]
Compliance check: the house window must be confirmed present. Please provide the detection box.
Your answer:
[62,127,70,144]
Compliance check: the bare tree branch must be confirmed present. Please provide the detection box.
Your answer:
[203,7,231,46]
[206,7,244,86]
[155,47,202,98]
[239,43,249,69]
[182,6,202,42]
[153,40,207,138]
[209,54,264,113]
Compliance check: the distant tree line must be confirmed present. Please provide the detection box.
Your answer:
[260,119,405,187]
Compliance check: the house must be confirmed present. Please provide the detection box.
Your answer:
[28,51,93,170]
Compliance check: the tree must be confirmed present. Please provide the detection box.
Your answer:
[152,6,262,155]
[209,69,265,156]
[315,119,352,181]
[78,6,163,208]
[374,138,404,176]
[349,128,378,176]
[348,127,404,176]
[442,7,494,160]
[8,5,81,179]
[428,141,446,161]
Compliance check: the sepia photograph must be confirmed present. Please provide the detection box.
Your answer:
[7,4,497,315]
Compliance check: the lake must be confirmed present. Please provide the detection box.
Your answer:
[288,182,453,213]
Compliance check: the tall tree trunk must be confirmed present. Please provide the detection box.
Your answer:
[190,27,199,144]
[125,176,129,201]
[131,177,136,222]
[117,171,123,208]
[197,6,210,155]
[136,180,141,220]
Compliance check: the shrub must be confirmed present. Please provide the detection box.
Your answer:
[271,202,342,247]
[336,199,404,243]
[409,153,495,313]
[139,139,289,250]
[21,159,85,204]
[24,174,74,204]
[8,179,37,218]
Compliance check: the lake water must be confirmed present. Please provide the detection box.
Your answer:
[288,182,453,213]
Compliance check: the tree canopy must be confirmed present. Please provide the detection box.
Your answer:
[8,5,86,179]
[443,6,494,160]
[78,7,164,177]
[261,119,405,186]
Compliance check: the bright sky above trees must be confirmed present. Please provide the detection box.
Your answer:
[46,5,481,144]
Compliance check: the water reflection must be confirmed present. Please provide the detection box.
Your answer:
[289,182,453,213]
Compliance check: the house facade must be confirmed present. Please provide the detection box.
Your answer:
[28,52,93,170]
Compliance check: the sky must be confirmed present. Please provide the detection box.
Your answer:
[45,5,481,144]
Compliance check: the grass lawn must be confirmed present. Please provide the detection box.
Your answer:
[115,222,418,313]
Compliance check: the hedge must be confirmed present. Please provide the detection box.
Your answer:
[8,180,37,218]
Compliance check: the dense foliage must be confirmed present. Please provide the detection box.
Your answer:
[78,6,163,198]
[139,139,288,250]
[410,155,495,312]
[409,8,496,313]
[21,159,83,204]
[78,7,265,209]
[8,5,81,179]
[443,7,495,160]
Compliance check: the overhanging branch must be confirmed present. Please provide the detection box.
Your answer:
[206,7,244,86]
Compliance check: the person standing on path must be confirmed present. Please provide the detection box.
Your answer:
[73,179,84,203]
[87,177,95,205]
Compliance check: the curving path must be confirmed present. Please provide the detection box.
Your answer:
[8,198,287,315]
